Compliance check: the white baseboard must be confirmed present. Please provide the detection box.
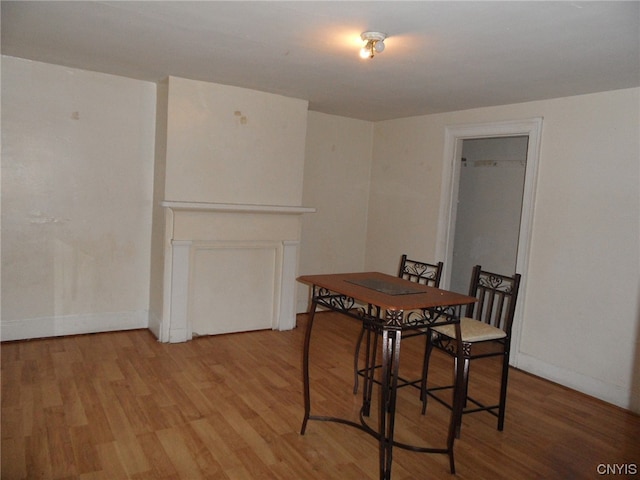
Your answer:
[1,310,149,342]
[515,352,630,410]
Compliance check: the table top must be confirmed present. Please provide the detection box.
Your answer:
[298,271,476,311]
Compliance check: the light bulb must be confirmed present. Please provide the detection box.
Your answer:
[374,40,385,53]
[359,42,373,59]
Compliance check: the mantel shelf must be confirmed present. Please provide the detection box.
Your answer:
[161,201,316,215]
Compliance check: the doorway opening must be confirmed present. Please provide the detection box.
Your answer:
[449,136,528,294]
[435,118,543,366]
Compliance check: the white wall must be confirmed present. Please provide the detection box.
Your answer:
[365,115,448,274]
[366,88,640,411]
[163,76,308,206]
[298,111,373,311]
[1,56,157,340]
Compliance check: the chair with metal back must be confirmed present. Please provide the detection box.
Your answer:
[353,254,444,395]
[422,265,521,434]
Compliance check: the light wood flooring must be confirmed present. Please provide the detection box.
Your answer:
[2,311,639,479]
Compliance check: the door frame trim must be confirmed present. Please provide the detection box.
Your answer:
[435,117,543,366]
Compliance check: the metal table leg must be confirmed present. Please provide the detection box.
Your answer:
[300,299,317,435]
[300,293,465,479]
[378,324,402,480]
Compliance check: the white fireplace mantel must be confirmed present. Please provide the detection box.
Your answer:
[159,201,315,343]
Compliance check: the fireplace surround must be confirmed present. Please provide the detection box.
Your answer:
[158,201,314,343]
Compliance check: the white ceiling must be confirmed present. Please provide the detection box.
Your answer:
[2,1,639,121]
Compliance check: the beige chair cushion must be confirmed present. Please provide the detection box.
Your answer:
[432,317,507,343]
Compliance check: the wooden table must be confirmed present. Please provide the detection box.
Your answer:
[297,272,476,480]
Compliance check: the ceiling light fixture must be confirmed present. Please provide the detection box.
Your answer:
[359,31,387,59]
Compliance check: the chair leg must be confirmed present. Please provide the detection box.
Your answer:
[420,332,434,414]
[497,351,510,431]
[455,357,471,438]
[461,357,470,409]
[353,324,366,394]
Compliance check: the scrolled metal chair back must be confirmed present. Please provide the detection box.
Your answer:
[465,265,521,335]
[399,254,443,287]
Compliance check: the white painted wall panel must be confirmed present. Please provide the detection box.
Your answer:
[1,56,156,339]
[190,245,277,336]
[298,111,373,312]
[164,76,308,206]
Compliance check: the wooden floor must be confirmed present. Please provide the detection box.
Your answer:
[2,312,639,479]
